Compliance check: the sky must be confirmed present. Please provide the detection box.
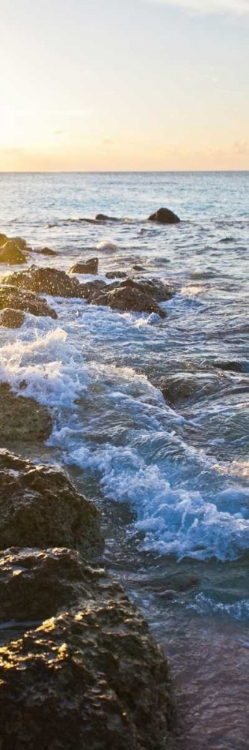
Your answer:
[0,0,249,171]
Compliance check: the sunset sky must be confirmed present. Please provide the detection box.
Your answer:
[1,0,249,171]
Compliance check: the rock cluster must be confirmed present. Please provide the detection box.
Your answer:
[2,266,175,320]
[0,231,176,748]
[0,450,175,750]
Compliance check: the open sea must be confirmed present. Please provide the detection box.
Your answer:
[0,171,248,749]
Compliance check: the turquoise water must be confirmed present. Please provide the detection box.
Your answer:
[0,172,249,748]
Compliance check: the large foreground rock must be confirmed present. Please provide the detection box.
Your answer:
[0,285,57,319]
[0,550,175,750]
[0,383,52,449]
[0,240,27,264]
[0,450,101,556]
[3,266,82,298]
[148,207,180,224]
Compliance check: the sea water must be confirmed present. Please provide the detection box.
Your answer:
[0,171,248,748]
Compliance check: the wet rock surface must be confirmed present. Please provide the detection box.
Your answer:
[0,307,25,328]
[0,449,101,555]
[37,246,58,256]
[156,372,222,405]
[94,285,167,317]
[2,266,83,298]
[119,278,174,302]
[0,563,174,750]
[0,240,27,264]
[212,360,244,373]
[0,285,57,319]
[148,207,180,224]
[95,213,119,221]
[92,278,173,318]
[79,279,108,301]
[69,257,99,274]
[0,384,53,449]
[0,547,104,622]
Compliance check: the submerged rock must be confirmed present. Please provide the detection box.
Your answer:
[0,307,25,328]
[154,373,221,405]
[2,266,81,298]
[106,270,127,279]
[0,383,52,449]
[95,213,119,221]
[97,241,119,252]
[212,360,243,373]
[69,257,99,275]
[0,449,101,555]
[0,240,27,264]
[0,285,57,319]
[0,560,174,750]
[37,246,58,256]
[148,207,180,225]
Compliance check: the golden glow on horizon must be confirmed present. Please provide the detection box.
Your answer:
[0,0,248,171]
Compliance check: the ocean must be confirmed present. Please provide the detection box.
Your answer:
[0,171,248,748]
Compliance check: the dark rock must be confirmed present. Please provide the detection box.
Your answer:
[119,278,174,302]
[106,270,127,279]
[148,207,180,225]
[0,568,174,750]
[0,547,105,622]
[79,279,108,301]
[94,285,167,318]
[38,247,58,256]
[95,213,119,221]
[2,266,81,298]
[0,285,57,319]
[69,258,99,275]
[0,240,27,264]
[133,264,145,271]
[0,233,8,247]
[0,383,53,449]
[212,360,243,373]
[0,449,101,555]
[0,307,25,328]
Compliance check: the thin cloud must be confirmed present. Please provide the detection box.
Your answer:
[145,0,249,15]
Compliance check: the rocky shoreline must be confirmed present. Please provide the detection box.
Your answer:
[0,229,177,749]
